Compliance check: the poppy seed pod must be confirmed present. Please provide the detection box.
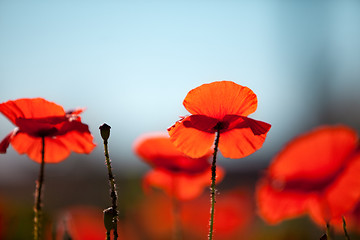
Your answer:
[99,123,111,142]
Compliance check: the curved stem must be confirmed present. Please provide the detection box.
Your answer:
[208,130,220,240]
[343,216,350,240]
[103,139,118,240]
[34,136,45,240]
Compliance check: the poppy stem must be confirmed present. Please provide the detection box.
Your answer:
[209,129,220,240]
[34,136,45,240]
[343,216,350,240]
[106,231,111,240]
[100,124,118,240]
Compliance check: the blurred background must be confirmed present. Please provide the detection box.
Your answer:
[1,0,360,239]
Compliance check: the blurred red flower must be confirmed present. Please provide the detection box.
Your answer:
[54,206,105,240]
[135,192,175,239]
[343,202,360,233]
[256,125,360,226]
[0,98,96,163]
[52,206,134,240]
[168,81,271,159]
[133,133,224,200]
[182,189,254,240]
[135,189,253,240]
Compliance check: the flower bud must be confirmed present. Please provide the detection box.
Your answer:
[103,207,116,231]
[99,123,111,141]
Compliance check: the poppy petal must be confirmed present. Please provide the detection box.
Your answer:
[237,117,271,135]
[256,180,312,224]
[56,121,92,136]
[0,130,17,153]
[134,132,177,165]
[182,115,219,133]
[0,98,65,125]
[324,153,360,219]
[168,117,215,158]
[224,115,271,135]
[133,133,211,173]
[218,126,269,159]
[11,133,71,163]
[269,126,358,183]
[183,81,258,119]
[57,131,96,154]
[66,108,85,115]
[143,167,224,201]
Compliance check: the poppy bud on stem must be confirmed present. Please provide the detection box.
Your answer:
[99,123,119,240]
[100,123,111,143]
[34,136,45,240]
[209,129,220,240]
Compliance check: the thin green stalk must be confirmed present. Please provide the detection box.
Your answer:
[34,136,45,240]
[343,216,350,240]
[100,124,118,240]
[208,129,220,240]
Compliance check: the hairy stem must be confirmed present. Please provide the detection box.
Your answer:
[208,129,220,240]
[103,138,118,240]
[34,136,45,240]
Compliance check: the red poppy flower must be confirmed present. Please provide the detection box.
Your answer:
[0,98,96,163]
[133,133,224,200]
[256,125,360,226]
[168,81,271,159]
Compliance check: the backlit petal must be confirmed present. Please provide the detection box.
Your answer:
[11,133,70,163]
[223,115,271,135]
[218,126,269,159]
[269,125,358,183]
[143,167,224,201]
[134,133,211,173]
[182,115,219,133]
[134,133,177,164]
[0,130,17,153]
[56,121,92,136]
[324,153,360,219]
[256,180,312,224]
[168,117,215,158]
[0,98,65,125]
[183,81,258,119]
[57,131,96,154]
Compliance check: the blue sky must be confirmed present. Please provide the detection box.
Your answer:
[1,0,360,177]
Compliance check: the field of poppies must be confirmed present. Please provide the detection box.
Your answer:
[1,81,360,240]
